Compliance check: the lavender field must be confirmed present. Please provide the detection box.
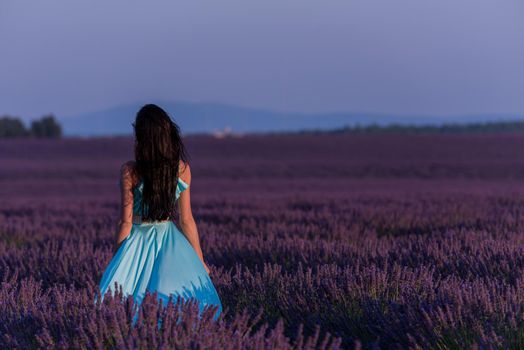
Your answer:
[3,132,524,349]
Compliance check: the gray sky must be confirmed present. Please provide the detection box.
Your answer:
[1,0,523,121]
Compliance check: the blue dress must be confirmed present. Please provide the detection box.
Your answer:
[96,177,223,323]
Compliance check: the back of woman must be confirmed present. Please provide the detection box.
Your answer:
[95,104,222,324]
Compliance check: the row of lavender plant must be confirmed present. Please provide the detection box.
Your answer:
[3,189,524,348]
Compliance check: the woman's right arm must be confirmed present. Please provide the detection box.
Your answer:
[113,161,134,254]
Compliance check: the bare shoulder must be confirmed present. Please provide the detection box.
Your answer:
[178,160,191,184]
[121,160,136,174]
[120,160,137,184]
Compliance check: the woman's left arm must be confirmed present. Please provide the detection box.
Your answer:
[177,163,210,274]
[112,161,134,254]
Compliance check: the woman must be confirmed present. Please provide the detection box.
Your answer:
[96,104,223,322]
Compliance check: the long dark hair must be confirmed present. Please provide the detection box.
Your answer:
[132,104,189,221]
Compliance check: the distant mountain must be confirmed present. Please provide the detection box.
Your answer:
[59,100,524,136]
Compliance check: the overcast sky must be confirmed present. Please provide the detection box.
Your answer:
[1,0,523,121]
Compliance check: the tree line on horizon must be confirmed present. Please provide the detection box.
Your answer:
[3,114,524,138]
[0,115,62,138]
[297,119,524,135]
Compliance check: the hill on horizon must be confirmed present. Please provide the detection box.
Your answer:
[59,100,524,136]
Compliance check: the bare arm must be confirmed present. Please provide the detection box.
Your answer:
[177,163,209,272]
[113,161,134,253]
